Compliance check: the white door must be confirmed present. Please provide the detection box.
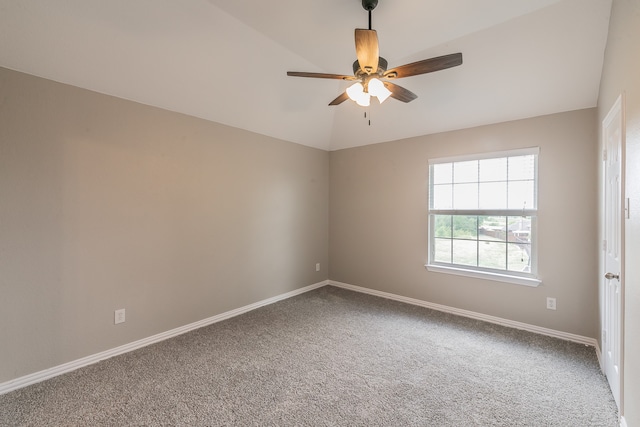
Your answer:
[602,94,624,410]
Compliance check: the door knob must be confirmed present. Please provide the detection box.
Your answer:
[605,272,620,280]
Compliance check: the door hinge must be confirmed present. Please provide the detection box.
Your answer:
[625,198,630,219]
[603,149,607,161]
[602,239,607,251]
[602,330,606,343]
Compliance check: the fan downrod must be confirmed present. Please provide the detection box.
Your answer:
[362,0,378,30]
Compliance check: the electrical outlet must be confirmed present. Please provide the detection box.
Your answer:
[316,263,320,272]
[546,298,556,310]
[114,308,126,324]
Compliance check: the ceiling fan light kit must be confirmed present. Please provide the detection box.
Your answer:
[286,0,463,107]
[346,76,391,106]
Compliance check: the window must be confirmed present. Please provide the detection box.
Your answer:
[427,148,540,286]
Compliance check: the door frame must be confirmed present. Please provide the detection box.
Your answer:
[600,92,625,414]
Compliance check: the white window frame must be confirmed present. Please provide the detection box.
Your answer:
[426,147,541,287]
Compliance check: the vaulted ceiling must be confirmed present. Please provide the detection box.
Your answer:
[0,0,612,151]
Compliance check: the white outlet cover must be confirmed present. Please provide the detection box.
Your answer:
[546,298,556,310]
[115,308,126,324]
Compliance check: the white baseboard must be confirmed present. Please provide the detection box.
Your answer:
[0,280,328,396]
[620,416,627,427]
[595,341,604,371]
[328,280,598,347]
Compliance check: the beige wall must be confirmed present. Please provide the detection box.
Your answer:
[330,109,599,338]
[598,0,640,424]
[0,67,329,383]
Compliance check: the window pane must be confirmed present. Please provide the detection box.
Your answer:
[478,216,506,242]
[508,155,535,181]
[508,243,531,272]
[479,182,507,209]
[452,183,478,209]
[432,184,452,209]
[434,215,452,238]
[479,158,507,182]
[508,180,535,210]
[453,215,477,239]
[479,241,507,270]
[434,238,452,263]
[507,216,531,244]
[453,161,478,183]
[452,239,477,266]
[432,163,452,184]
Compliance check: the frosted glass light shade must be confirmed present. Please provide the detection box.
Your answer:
[346,82,365,101]
[356,92,371,107]
[368,78,392,103]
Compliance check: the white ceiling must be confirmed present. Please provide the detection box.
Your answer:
[0,0,612,151]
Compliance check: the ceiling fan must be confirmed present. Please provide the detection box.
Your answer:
[287,0,463,107]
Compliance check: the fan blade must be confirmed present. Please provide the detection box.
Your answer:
[355,29,379,74]
[384,82,417,103]
[384,53,462,79]
[287,71,355,80]
[329,92,349,106]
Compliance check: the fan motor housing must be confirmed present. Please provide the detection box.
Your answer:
[353,57,387,76]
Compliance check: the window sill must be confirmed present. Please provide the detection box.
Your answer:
[425,264,542,287]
